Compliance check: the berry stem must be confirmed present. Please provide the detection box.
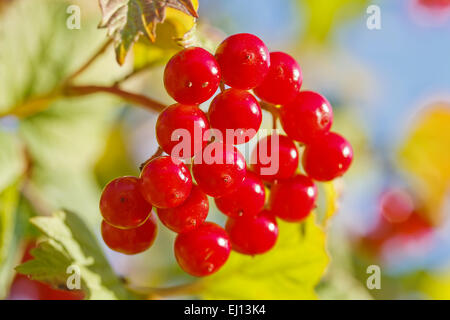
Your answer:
[260,101,279,129]
[219,81,226,92]
[139,147,164,171]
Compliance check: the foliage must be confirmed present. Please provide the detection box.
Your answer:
[201,215,329,299]
[0,0,346,300]
[0,185,21,298]
[16,210,136,300]
[398,104,450,224]
[99,0,198,64]
[298,0,369,44]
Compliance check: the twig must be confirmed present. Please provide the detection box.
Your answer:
[65,85,166,113]
[65,39,113,84]
[0,90,61,118]
[114,58,167,86]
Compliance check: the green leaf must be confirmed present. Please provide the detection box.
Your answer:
[99,0,198,65]
[0,183,23,299]
[16,210,136,299]
[0,131,25,192]
[201,215,329,299]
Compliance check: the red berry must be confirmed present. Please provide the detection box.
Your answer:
[192,142,246,197]
[215,171,265,218]
[379,188,414,223]
[140,156,192,208]
[99,176,152,229]
[164,47,221,105]
[208,89,262,145]
[157,185,209,233]
[269,175,317,222]
[280,91,333,143]
[251,134,299,182]
[253,52,302,105]
[418,0,450,10]
[215,33,270,90]
[174,222,231,276]
[101,214,158,255]
[156,104,210,158]
[302,132,353,181]
[225,210,278,255]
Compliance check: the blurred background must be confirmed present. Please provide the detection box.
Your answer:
[0,0,449,300]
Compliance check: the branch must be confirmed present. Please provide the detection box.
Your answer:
[65,85,166,113]
[0,37,169,119]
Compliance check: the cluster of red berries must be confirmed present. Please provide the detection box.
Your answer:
[99,33,353,277]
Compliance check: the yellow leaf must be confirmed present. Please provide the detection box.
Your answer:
[200,214,329,300]
[299,0,368,44]
[419,273,450,300]
[316,181,339,227]
[99,0,198,65]
[131,0,199,69]
[397,104,450,224]
[165,0,198,39]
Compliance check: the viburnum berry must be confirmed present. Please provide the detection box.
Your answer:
[156,104,210,158]
[215,33,270,90]
[302,132,353,181]
[214,171,265,218]
[251,134,299,182]
[164,47,221,105]
[225,210,278,255]
[269,174,317,222]
[101,214,158,255]
[253,51,302,105]
[174,222,231,277]
[99,176,152,229]
[208,88,262,144]
[192,142,246,197]
[140,156,192,208]
[96,32,353,277]
[157,185,209,233]
[280,91,333,144]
